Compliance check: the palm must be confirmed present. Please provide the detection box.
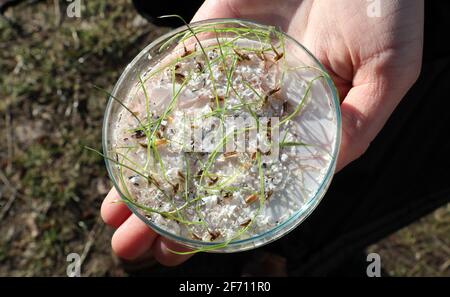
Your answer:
[194,0,424,169]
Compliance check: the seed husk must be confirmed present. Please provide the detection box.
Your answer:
[175,72,185,84]
[208,176,219,186]
[155,138,168,146]
[282,100,289,115]
[223,191,233,199]
[147,174,160,188]
[196,61,204,72]
[223,151,237,159]
[233,48,250,61]
[208,230,221,241]
[256,51,266,61]
[177,170,185,181]
[268,86,281,96]
[274,52,284,62]
[181,44,193,58]
[172,183,179,193]
[241,162,252,170]
[240,219,252,227]
[271,44,284,62]
[192,232,202,240]
[132,129,145,139]
[266,190,273,200]
[245,193,258,204]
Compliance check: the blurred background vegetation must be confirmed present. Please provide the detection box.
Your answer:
[0,0,448,276]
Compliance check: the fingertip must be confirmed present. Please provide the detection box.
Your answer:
[111,214,157,260]
[191,0,239,22]
[152,237,193,267]
[101,188,131,228]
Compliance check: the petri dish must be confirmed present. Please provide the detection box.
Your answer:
[102,18,341,253]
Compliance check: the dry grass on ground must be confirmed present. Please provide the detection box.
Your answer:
[0,0,448,276]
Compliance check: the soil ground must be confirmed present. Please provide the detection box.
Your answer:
[0,0,448,276]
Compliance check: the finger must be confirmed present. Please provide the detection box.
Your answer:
[192,0,294,29]
[111,214,158,260]
[152,236,193,267]
[336,85,377,172]
[101,187,132,228]
[191,0,239,22]
[336,74,419,172]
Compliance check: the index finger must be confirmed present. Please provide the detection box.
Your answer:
[101,187,132,228]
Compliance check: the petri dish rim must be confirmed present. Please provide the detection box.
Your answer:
[102,18,342,252]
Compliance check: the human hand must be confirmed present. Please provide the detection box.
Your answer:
[193,0,424,171]
[102,0,424,266]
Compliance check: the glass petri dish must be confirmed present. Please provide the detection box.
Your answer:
[102,18,341,253]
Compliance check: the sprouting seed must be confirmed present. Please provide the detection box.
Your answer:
[175,72,185,84]
[268,86,281,97]
[282,100,289,115]
[172,183,179,193]
[240,219,251,227]
[208,230,221,241]
[177,170,185,181]
[245,193,258,204]
[192,233,202,240]
[266,118,272,140]
[263,87,281,104]
[223,192,233,199]
[223,151,237,159]
[233,48,250,61]
[181,44,193,58]
[196,61,204,72]
[208,176,219,186]
[274,52,284,62]
[132,129,145,139]
[271,43,284,62]
[210,96,225,105]
[218,65,226,73]
[155,138,168,146]
[147,174,160,188]
[256,51,266,61]
[208,48,217,60]
[241,162,252,170]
